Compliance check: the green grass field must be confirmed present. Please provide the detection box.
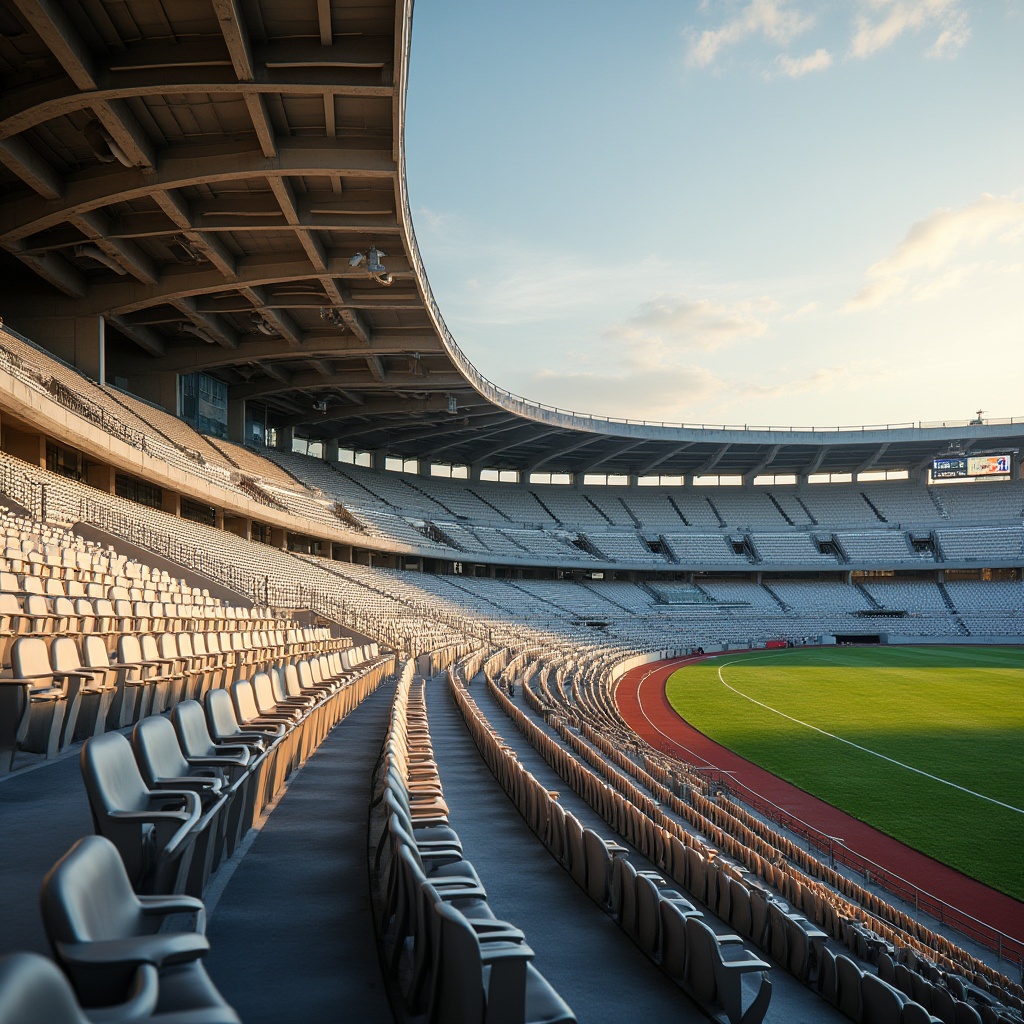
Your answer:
[664,645,1024,901]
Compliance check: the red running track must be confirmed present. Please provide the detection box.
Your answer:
[616,655,1024,952]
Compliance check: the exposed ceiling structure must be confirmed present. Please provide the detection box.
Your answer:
[1,0,1022,481]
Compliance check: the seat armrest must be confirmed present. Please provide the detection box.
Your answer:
[57,932,210,969]
[83,963,160,1024]
[137,893,207,924]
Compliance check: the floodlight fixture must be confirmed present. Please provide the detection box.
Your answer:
[349,247,392,285]
[367,246,386,275]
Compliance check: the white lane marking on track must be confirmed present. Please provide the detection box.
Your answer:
[715,660,1024,816]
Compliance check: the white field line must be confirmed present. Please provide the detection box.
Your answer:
[715,660,1024,816]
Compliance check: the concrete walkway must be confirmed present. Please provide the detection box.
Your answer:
[204,683,395,1024]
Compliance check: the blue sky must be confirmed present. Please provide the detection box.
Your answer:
[404,1,1024,429]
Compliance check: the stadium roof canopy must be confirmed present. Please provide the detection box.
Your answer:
[1,0,1022,481]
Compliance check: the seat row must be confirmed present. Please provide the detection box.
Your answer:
[527,654,1024,1010]
[81,646,393,897]
[0,624,350,772]
[449,669,772,1024]
[869,949,1020,1024]
[372,666,577,1024]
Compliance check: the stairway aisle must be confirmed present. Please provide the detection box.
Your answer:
[205,683,395,1024]
[422,674,705,1024]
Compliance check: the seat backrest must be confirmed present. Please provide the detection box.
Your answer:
[0,952,91,1024]
[902,1001,936,1024]
[431,903,486,1024]
[836,954,865,1021]
[73,599,95,628]
[230,680,262,725]
[206,688,243,739]
[140,634,160,660]
[81,635,111,669]
[11,636,51,678]
[80,732,152,816]
[862,973,907,1024]
[50,636,83,673]
[251,673,278,715]
[116,634,143,664]
[132,715,190,784]
[172,700,220,759]
[40,835,142,948]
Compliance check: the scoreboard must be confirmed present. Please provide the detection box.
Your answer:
[931,454,1012,479]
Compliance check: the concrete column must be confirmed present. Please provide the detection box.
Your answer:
[86,462,116,493]
[227,399,246,444]
[325,438,340,462]
[161,491,180,516]
[275,426,294,452]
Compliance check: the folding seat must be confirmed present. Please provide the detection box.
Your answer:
[862,973,912,1024]
[406,873,515,1014]
[110,635,164,725]
[206,687,287,799]
[38,834,241,1021]
[172,700,263,832]
[80,732,201,895]
[580,828,618,910]
[19,574,45,596]
[684,915,772,1024]
[910,971,936,1011]
[131,717,232,883]
[209,633,238,685]
[23,592,61,638]
[429,901,577,1024]
[0,951,169,1024]
[249,672,305,723]
[930,986,958,1024]
[205,688,282,750]
[6,635,71,760]
[189,633,224,694]
[152,634,189,708]
[836,954,866,1022]
[50,636,115,744]
[171,634,205,702]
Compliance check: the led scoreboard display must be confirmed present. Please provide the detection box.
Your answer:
[932,454,1012,479]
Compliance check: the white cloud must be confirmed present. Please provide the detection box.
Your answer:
[849,0,970,59]
[846,194,1024,311]
[783,301,820,320]
[604,295,776,352]
[526,359,863,425]
[774,48,833,77]
[686,0,815,68]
